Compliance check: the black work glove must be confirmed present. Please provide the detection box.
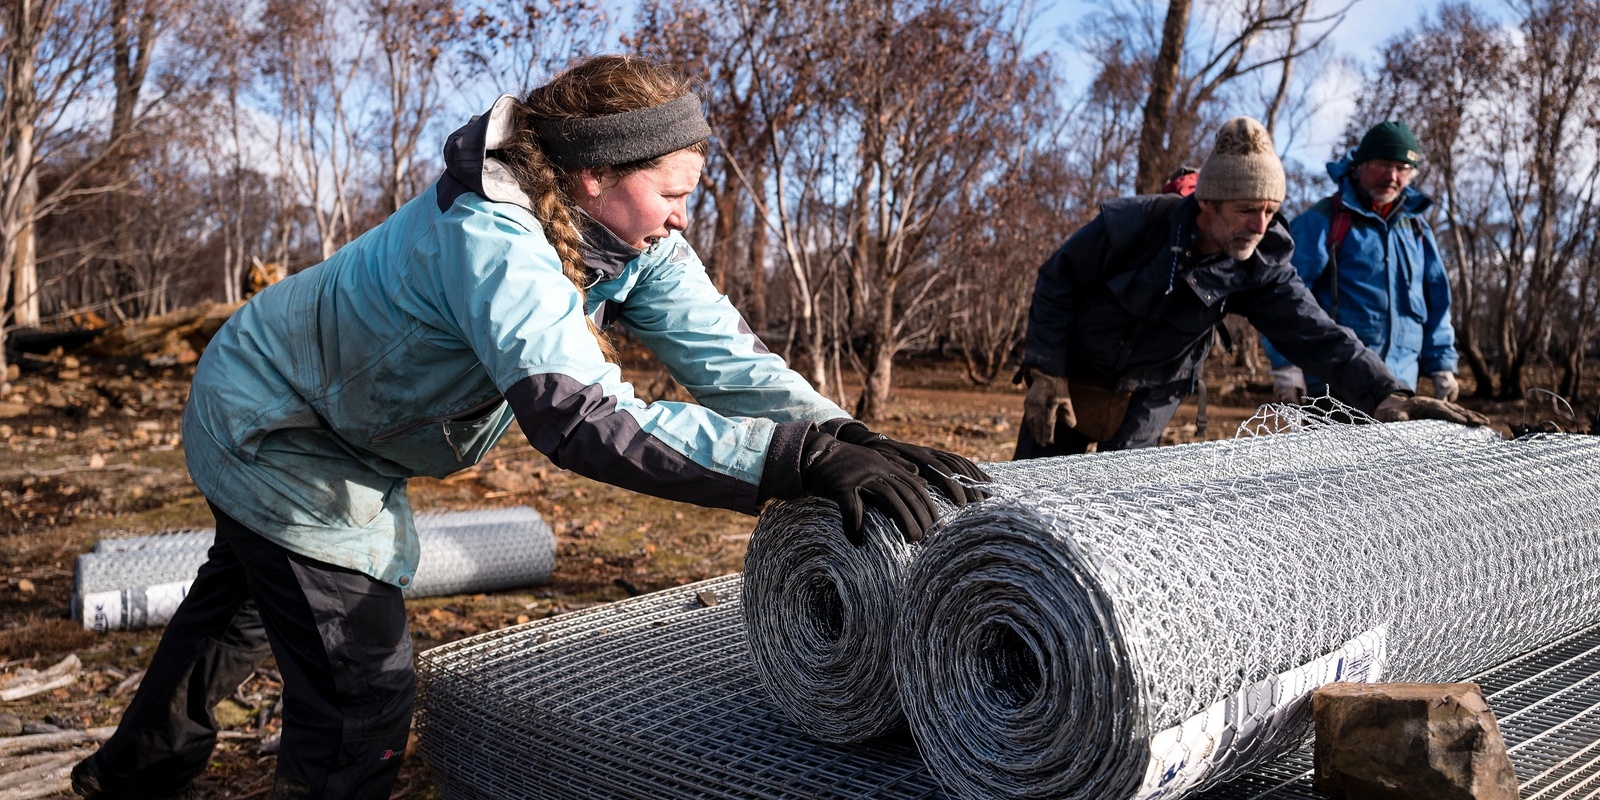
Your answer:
[833,422,991,504]
[800,430,937,545]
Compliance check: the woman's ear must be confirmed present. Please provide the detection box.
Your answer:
[573,168,611,201]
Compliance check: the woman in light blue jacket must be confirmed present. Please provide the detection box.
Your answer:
[72,55,986,800]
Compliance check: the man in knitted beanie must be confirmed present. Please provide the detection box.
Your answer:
[1014,117,1486,458]
[1263,120,1460,407]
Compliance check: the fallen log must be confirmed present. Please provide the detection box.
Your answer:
[0,656,79,703]
[0,767,71,800]
[0,751,78,789]
[0,727,114,758]
[80,300,242,361]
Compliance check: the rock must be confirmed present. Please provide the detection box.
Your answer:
[0,402,27,419]
[43,713,83,730]
[1314,681,1519,800]
[20,722,60,735]
[0,713,21,736]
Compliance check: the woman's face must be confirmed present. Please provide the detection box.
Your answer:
[574,149,705,250]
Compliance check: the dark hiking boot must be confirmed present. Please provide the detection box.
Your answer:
[70,753,196,800]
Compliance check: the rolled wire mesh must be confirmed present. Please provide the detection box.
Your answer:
[416,573,951,800]
[75,506,555,630]
[742,416,1499,744]
[893,428,1600,800]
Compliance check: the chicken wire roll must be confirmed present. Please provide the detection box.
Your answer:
[742,461,1161,744]
[740,414,1490,745]
[895,433,1600,800]
[743,496,938,743]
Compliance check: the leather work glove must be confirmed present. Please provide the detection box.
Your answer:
[1431,371,1461,402]
[833,422,991,504]
[1270,365,1307,404]
[1021,369,1074,447]
[799,430,937,545]
[1373,393,1490,427]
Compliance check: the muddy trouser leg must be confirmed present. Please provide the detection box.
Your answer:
[1099,382,1190,452]
[73,509,274,798]
[206,505,415,799]
[1011,417,1094,460]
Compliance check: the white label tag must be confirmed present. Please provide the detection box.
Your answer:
[79,581,193,633]
[1135,625,1388,799]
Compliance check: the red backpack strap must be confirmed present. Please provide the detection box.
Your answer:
[1323,193,1352,318]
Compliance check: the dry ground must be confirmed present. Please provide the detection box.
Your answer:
[0,352,1588,798]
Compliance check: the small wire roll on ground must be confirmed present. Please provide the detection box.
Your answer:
[894,432,1600,800]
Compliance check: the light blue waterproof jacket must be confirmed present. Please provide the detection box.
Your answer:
[1264,153,1458,388]
[183,96,847,587]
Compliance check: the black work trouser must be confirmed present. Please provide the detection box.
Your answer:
[76,503,414,799]
[1013,381,1189,459]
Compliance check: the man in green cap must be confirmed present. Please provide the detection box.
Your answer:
[1265,120,1461,404]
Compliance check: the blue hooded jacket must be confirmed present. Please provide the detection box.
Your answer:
[1265,153,1458,388]
[182,96,847,587]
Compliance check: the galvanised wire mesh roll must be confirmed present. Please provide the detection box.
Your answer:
[894,429,1600,800]
[75,506,556,630]
[417,573,950,800]
[742,415,1498,744]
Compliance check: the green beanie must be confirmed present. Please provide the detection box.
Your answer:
[1353,120,1421,166]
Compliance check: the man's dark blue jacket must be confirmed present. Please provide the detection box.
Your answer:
[1021,194,1406,411]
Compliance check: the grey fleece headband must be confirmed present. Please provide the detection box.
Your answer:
[533,93,711,171]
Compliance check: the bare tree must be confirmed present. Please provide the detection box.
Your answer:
[369,0,460,213]
[1107,0,1349,195]
[0,0,128,387]
[1353,0,1600,401]
[457,0,613,96]
[832,0,1050,420]
[258,0,372,260]
[1135,0,1190,194]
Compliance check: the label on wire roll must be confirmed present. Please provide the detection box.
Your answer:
[81,580,194,633]
[1136,625,1388,799]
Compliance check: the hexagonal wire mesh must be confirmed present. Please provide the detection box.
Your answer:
[415,574,1600,800]
[742,416,1499,745]
[73,506,555,630]
[893,421,1600,800]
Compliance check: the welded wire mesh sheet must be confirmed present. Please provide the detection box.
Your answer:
[416,574,951,800]
[895,430,1600,800]
[1197,621,1600,800]
[74,506,556,630]
[743,417,1502,744]
[416,574,1600,800]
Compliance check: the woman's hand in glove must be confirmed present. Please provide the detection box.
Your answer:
[832,422,990,504]
[800,430,937,545]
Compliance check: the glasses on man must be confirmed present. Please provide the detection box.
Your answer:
[1362,160,1417,175]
